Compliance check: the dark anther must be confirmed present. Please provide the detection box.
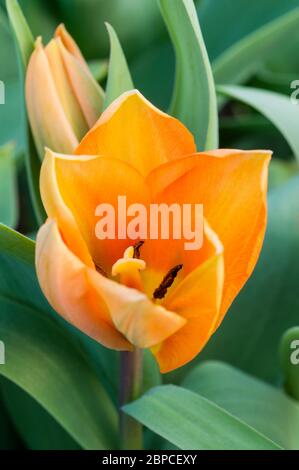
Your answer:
[153,264,183,300]
[133,240,144,259]
[95,264,108,277]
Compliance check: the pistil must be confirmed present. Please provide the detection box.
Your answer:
[112,244,146,290]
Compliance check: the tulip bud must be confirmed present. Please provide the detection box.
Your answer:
[26,24,104,159]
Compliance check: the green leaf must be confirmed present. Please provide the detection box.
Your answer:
[104,23,134,109]
[198,0,299,60]
[212,5,299,84]
[159,0,218,150]
[124,385,281,450]
[218,85,299,161]
[0,144,18,228]
[183,361,299,450]
[0,224,118,450]
[6,0,34,68]
[191,175,299,384]
[0,392,20,449]
[1,379,80,450]
[0,8,19,80]
[280,327,299,402]
[130,0,299,110]
[6,0,45,225]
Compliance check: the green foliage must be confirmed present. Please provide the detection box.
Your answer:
[159,0,218,149]
[124,385,281,450]
[6,0,34,68]
[0,379,80,450]
[183,361,299,450]
[6,0,45,225]
[218,85,299,161]
[104,23,134,109]
[0,225,118,449]
[0,144,18,227]
[211,4,299,85]
[280,327,299,401]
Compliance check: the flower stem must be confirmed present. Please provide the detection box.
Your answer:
[119,349,143,450]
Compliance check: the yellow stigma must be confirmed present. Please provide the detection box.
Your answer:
[112,245,146,290]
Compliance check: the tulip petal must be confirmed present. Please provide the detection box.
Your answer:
[55,24,87,69]
[57,37,104,128]
[41,149,150,273]
[75,90,196,175]
[36,220,132,350]
[45,39,89,140]
[40,149,94,267]
[147,150,271,325]
[88,270,186,349]
[25,38,78,158]
[153,224,224,373]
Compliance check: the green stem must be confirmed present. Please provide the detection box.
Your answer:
[119,349,143,450]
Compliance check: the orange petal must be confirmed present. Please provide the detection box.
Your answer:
[147,150,271,326]
[45,39,89,140]
[25,38,78,158]
[153,224,224,373]
[57,37,104,128]
[41,149,150,273]
[88,269,186,349]
[75,90,196,176]
[40,149,93,267]
[36,219,131,350]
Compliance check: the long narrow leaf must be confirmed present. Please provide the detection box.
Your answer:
[159,0,218,150]
[184,361,299,450]
[104,23,134,109]
[124,385,281,450]
[213,6,299,85]
[6,0,45,225]
[218,84,299,161]
[6,0,34,68]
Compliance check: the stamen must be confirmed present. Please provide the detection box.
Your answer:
[95,264,107,277]
[153,264,183,300]
[133,240,144,259]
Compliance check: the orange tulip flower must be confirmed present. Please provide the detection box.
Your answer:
[26,24,104,159]
[36,90,271,373]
